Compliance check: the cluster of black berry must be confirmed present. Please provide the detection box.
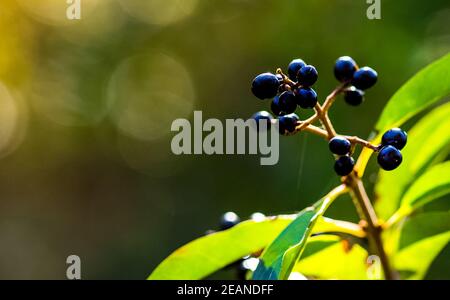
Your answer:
[328,128,407,175]
[206,212,264,279]
[251,58,319,135]
[377,128,407,170]
[250,56,407,176]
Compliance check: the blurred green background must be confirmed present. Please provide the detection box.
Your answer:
[0,0,448,279]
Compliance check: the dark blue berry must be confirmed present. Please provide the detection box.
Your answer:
[329,136,352,155]
[295,87,318,109]
[344,87,365,106]
[278,91,297,114]
[251,73,280,100]
[378,146,403,171]
[334,156,355,176]
[352,67,378,90]
[297,65,318,87]
[278,113,299,135]
[251,111,273,131]
[271,96,283,116]
[381,128,408,150]
[220,212,240,230]
[334,56,358,82]
[287,59,306,81]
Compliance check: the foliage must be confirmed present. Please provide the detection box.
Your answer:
[149,53,450,280]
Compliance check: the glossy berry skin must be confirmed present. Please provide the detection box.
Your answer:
[278,113,300,135]
[297,65,318,87]
[344,87,365,106]
[251,73,280,100]
[287,59,306,81]
[382,128,408,150]
[378,146,403,171]
[329,136,352,155]
[334,56,358,82]
[252,111,273,131]
[334,156,355,176]
[270,97,283,116]
[295,87,318,109]
[220,212,240,230]
[352,67,378,90]
[277,91,298,114]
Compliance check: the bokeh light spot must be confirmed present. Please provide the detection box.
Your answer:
[118,0,199,26]
[108,52,195,141]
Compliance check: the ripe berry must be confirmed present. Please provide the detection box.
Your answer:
[344,87,365,106]
[352,67,378,90]
[220,212,240,230]
[251,111,273,131]
[251,73,280,100]
[378,146,403,171]
[297,65,318,87]
[278,113,300,135]
[334,56,358,82]
[295,87,318,109]
[381,128,408,150]
[277,91,298,114]
[270,97,283,116]
[329,136,352,155]
[334,156,355,176]
[287,59,306,81]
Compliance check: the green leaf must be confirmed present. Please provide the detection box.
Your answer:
[375,102,450,221]
[375,52,450,133]
[398,211,450,251]
[389,211,450,279]
[388,162,450,224]
[395,232,450,280]
[293,236,370,280]
[356,53,450,177]
[252,185,347,280]
[148,216,293,280]
[149,211,361,280]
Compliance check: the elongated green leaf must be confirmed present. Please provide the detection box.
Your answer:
[394,232,450,280]
[356,53,450,177]
[388,162,450,224]
[390,211,450,279]
[375,52,450,133]
[293,236,370,280]
[149,216,293,280]
[252,185,347,280]
[398,211,450,250]
[383,211,450,256]
[149,212,361,280]
[375,102,450,221]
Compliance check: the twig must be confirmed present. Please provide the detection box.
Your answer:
[345,136,380,152]
[314,103,336,138]
[322,83,348,112]
[345,173,398,280]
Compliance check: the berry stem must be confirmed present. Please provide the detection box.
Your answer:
[314,103,337,138]
[276,68,297,87]
[345,173,397,280]
[322,83,348,112]
[345,136,380,152]
[301,124,328,137]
